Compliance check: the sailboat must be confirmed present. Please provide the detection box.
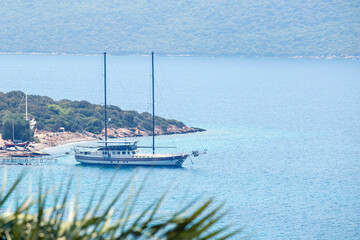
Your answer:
[4,120,29,147]
[4,94,30,148]
[74,52,203,166]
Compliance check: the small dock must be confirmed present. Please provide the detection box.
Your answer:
[0,156,57,165]
[0,146,57,165]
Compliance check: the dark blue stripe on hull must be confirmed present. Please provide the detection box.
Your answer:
[75,155,187,166]
[75,155,187,162]
[79,162,184,168]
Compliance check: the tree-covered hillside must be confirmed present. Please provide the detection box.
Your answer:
[0,0,359,57]
[0,91,186,134]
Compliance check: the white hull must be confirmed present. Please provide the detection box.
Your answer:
[76,158,185,166]
[75,154,188,167]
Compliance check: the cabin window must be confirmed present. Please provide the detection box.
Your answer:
[132,151,136,154]
[112,151,116,154]
[122,151,126,154]
[84,152,87,155]
[117,152,120,154]
[127,152,130,154]
[103,151,107,155]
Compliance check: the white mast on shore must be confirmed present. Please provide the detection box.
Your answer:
[12,119,15,142]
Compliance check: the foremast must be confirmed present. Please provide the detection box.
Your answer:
[152,52,155,154]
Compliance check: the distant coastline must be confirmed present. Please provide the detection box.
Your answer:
[0,51,359,60]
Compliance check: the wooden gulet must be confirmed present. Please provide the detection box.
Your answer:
[74,52,204,166]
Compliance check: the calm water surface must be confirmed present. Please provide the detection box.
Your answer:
[0,55,359,239]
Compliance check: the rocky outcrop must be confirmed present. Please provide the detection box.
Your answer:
[100,126,205,139]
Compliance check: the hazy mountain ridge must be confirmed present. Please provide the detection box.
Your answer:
[1,0,359,57]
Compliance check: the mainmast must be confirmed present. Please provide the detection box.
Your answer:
[152,52,155,154]
[104,52,108,149]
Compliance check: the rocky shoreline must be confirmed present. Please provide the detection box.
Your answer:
[0,126,205,156]
[103,126,205,139]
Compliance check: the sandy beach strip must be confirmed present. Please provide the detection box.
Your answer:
[0,126,205,154]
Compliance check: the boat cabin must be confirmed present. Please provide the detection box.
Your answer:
[75,140,139,157]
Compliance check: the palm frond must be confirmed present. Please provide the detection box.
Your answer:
[0,170,242,239]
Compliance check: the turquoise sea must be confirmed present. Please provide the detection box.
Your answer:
[0,54,359,239]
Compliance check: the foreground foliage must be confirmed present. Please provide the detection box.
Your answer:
[0,91,186,134]
[0,172,240,239]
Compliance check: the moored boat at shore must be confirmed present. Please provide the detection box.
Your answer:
[4,141,29,148]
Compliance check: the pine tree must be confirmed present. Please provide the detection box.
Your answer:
[1,113,32,141]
